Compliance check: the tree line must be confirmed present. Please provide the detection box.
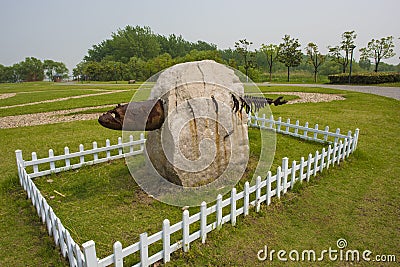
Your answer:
[0,58,68,83]
[74,26,398,83]
[1,25,398,83]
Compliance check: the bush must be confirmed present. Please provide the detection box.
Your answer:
[328,72,400,84]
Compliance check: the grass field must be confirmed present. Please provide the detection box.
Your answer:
[0,82,399,266]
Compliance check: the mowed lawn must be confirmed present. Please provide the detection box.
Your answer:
[0,82,399,266]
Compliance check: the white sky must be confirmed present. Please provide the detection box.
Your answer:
[1,0,399,73]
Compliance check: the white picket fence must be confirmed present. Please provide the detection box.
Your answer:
[15,116,359,267]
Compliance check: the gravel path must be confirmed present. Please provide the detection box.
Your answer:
[0,105,114,129]
[262,83,400,100]
[0,90,126,109]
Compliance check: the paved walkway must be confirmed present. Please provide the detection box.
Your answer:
[260,83,400,100]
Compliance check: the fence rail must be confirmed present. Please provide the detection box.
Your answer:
[15,116,359,267]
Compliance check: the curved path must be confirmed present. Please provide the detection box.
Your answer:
[260,83,400,100]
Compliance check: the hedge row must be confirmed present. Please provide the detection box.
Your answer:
[328,72,400,84]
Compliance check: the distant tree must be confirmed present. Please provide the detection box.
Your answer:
[278,35,303,82]
[44,60,69,81]
[234,39,255,81]
[328,30,357,73]
[19,57,44,81]
[305,43,325,83]
[260,43,280,82]
[359,58,371,71]
[360,36,396,72]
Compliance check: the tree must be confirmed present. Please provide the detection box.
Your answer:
[328,30,357,73]
[305,43,325,83]
[44,60,69,81]
[260,44,280,82]
[278,35,302,82]
[19,57,44,81]
[234,39,255,81]
[359,36,396,72]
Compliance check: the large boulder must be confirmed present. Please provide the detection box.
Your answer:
[145,60,249,187]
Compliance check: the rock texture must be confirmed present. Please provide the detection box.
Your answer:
[145,60,249,187]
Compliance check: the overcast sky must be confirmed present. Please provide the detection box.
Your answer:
[1,0,399,73]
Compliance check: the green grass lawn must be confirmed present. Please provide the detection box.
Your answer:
[0,82,398,266]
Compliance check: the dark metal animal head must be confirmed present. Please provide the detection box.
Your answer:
[98,99,165,131]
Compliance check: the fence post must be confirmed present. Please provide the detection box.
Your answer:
[57,219,67,257]
[327,145,332,169]
[129,135,134,154]
[113,241,123,267]
[200,202,207,242]
[140,232,149,267]
[31,152,39,173]
[294,120,299,136]
[49,149,55,171]
[92,142,98,161]
[15,150,23,184]
[313,124,318,140]
[266,171,272,205]
[244,182,250,216]
[342,138,348,161]
[140,133,145,152]
[64,147,70,168]
[163,219,171,263]
[323,126,329,142]
[261,114,266,129]
[65,231,75,267]
[82,240,98,267]
[337,141,343,165]
[79,144,84,164]
[321,148,326,172]
[253,113,259,127]
[306,154,312,182]
[255,176,261,212]
[276,167,281,199]
[118,137,123,156]
[313,150,319,176]
[106,139,111,159]
[334,128,340,143]
[182,210,190,252]
[230,188,237,226]
[290,160,296,189]
[269,115,274,129]
[216,194,222,228]
[299,157,304,182]
[303,122,309,139]
[247,111,252,126]
[276,117,282,132]
[282,158,289,194]
[285,118,290,134]
[353,128,360,152]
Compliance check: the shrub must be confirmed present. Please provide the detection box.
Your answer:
[328,72,400,84]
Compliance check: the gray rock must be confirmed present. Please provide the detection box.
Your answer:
[146,60,249,187]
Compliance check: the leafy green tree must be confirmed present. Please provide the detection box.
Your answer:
[44,60,69,81]
[305,43,325,83]
[260,43,280,82]
[19,57,44,81]
[278,35,303,82]
[328,30,357,73]
[234,39,255,81]
[359,36,396,72]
